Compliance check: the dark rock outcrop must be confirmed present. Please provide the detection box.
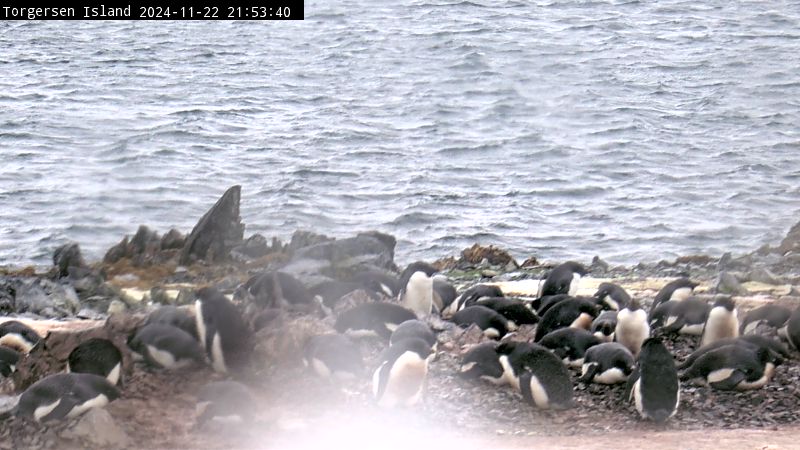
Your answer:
[288,231,397,276]
[160,229,185,250]
[53,243,87,278]
[777,220,800,255]
[179,185,244,265]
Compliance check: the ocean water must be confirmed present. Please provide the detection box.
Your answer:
[0,1,798,268]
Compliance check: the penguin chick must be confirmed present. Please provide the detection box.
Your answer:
[17,373,120,422]
[372,338,432,408]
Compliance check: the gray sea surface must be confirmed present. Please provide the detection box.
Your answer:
[1,1,799,267]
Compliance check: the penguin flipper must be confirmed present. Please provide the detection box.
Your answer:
[579,363,599,384]
[661,318,686,334]
[40,396,79,422]
[624,367,640,401]
[709,371,746,391]
[374,361,392,402]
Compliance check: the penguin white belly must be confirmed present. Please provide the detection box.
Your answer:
[147,345,177,368]
[594,367,626,385]
[195,300,207,350]
[34,399,62,422]
[527,374,550,409]
[484,327,501,339]
[632,379,643,415]
[402,273,433,318]
[604,297,620,311]
[680,323,704,335]
[376,352,428,408]
[106,362,121,385]
[310,358,331,378]
[593,331,614,342]
[701,309,739,347]
[571,313,593,330]
[568,273,581,296]
[66,394,110,419]
[616,309,649,356]
[670,287,693,302]
[211,333,227,373]
[0,333,33,353]
[707,368,735,384]
[736,363,774,390]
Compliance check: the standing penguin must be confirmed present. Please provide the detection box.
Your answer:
[398,262,437,318]
[0,320,41,353]
[593,282,631,311]
[615,299,650,357]
[67,338,123,386]
[459,342,505,385]
[303,334,364,379]
[625,338,679,423]
[740,304,791,336]
[195,287,252,374]
[372,338,432,408]
[16,373,120,422]
[579,342,635,385]
[495,341,573,409]
[591,311,618,342]
[651,278,699,312]
[700,297,739,347]
[540,261,588,297]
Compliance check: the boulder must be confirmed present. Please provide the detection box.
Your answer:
[53,243,87,278]
[747,267,783,285]
[179,185,244,265]
[290,231,397,274]
[460,244,517,268]
[13,278,80,318]
[230,233,271,261]
[252,316,334,367]
[777,220,800,255]
[714,272,746,295]
[61,408,131,448]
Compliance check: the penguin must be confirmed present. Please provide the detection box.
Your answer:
[195,380,257,428]
[16,373,120,422]
[534,296,599,342]
[651,277,699,312]
[447,284,505,316]
[625,338,679,423]
[398,262,437,317]
[533,294,572,316]
[334,302,417,340]
[700,297,739,347]
[67,338,123,386]
[593,282,631,311]
[539,261,588,297]
[786,306,800,350]
[310,281,373,308]
[580,342,635,385]
[451,305,509,339]
[390,320,437,350]
[538,327,601,367]
[677,335,790,371]
[0,320,41,353]
[432,276,457,313]
[495,341,573,409]
[243,271,314,308]
[459,342,505,385]
[348,269,399,298]
[740,304,791,335]
[195,287,253,373]
[657,298,710,335]
[145,305,199,340]
[648,300,679,329]
[680,343,780,391]
[615,298,650,357]
[372,337,432,408]
[303,334,363,379]
[128,323,206,370]
[579,342,635,385]
[591,311,618,342]
[475,297,539,330]
[0,346,20,377]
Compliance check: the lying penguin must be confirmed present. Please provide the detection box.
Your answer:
[593,282,631,311]
[740,304,791,336]
[195,380,257,428]
[334,302,417,340]
[145,305,198,340]
[591,311,618,343]
[475,297,539,330]
[579,342,634,385]
[16,373,120,422]
[650,277,698,312]
[303,334,364,379]
[657,298,710,336]
[625,337,679,423]
[372,337,432,408]
[459,342,505,385]
[129,323,205,370]
[495,341,573,409]
[538,328,600,368]
[677,335,790,371]
[533,294,571,316]
[447,284,505,316]
[0,320,41,353]
[0,346,20,377]
[534,296,599,342]
[680,342,781,391]
[540,261,587,297]
[67,338,123,386]
[451,305,509,339]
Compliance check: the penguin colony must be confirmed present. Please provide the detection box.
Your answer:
[2,259,799,435]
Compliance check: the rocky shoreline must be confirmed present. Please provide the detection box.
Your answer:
[1,185,799,449]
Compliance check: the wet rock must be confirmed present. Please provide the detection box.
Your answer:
[130,225,161,257]
[747,267,783,285]
[230,233,270,261]
[675,254,716,266]
[291,231,396,273]
[14,278,80,318]
[714,272,746,295]
[717,252,733,270]
[520,256,540,268]
[432,256,458,271]
[160,228,185,250]
[590,256,610,274]
[61,408,131,448]
[53,243,87,278]
[103,236,129,264]
[287,230,332,253]
[460,244,517,268]
[0,279,15,314]
[332,289,373,315]
[180,185,245,265]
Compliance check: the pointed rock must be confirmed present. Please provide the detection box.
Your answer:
[179,185,245,265]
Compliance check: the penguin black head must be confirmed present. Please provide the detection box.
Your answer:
[460,342,504,382]
[398,262,437,294]
[712,296,736,311]
[562,261,589,276]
